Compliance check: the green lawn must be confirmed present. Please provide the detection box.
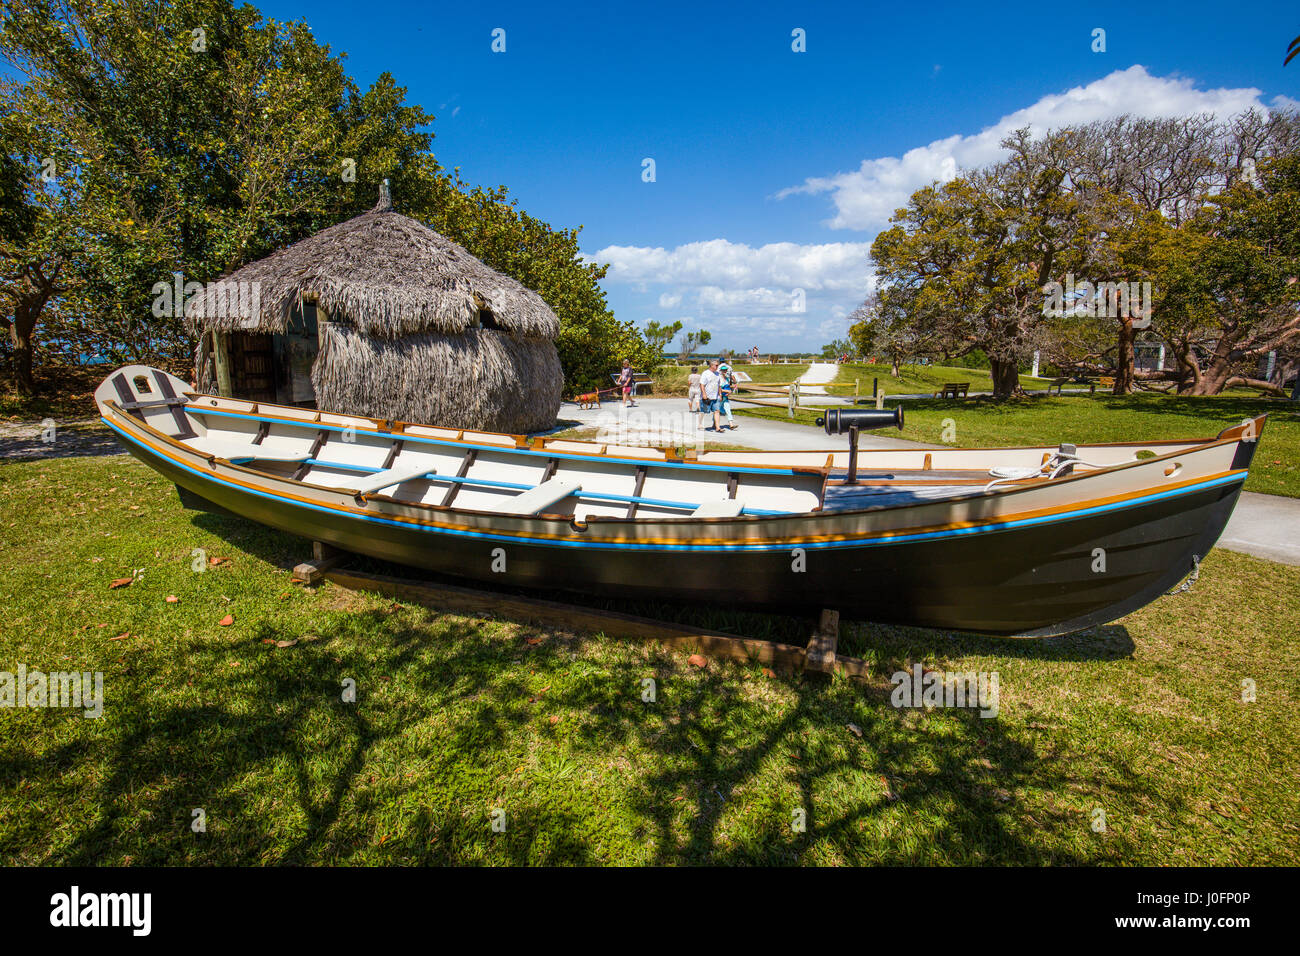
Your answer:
[1,451,1298,864]
[825,363,1045,397]
[741,393,1300,499]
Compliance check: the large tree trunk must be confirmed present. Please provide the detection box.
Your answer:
[989,356,1023,399]
[1113,318,1136,394]
[1190,332,1241,395]
[8,301,41,396]
[1170,338,1200,394]
[4,261,60,396]
[1223,376,1287,397]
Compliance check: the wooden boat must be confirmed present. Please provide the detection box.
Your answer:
[96,365,1264,636]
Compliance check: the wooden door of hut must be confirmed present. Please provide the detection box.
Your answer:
[272,304,319,406]
[210,305,319,407]
[228,333,276,402]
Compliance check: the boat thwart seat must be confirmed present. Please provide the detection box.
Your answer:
[692,499,745,518]
[497,480,581,515]
[188,437,312,465]
[349,466,438,497]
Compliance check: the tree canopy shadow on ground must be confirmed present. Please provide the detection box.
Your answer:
[8,512,1154,864]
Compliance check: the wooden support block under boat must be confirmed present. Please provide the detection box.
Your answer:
[292,541,349,585]
[805,609,840,673]
[323,568,875,679]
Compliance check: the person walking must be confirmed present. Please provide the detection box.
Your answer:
[617,359,636,408]
[687,365,703,428]
[718,362,738,430]
[699,359,722,432]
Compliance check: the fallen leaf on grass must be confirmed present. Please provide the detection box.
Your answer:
[548,715,561,725]
[524,637,543,646]
[109,632,130,641]
[165,595,179,603]
[208,557,230,568]
[218,614,235,627]
[109,578,133,589]
[275,639,298,648]
[762,667,776,678]
[528,686,551,703]
[687,654,708,668]
[846,723,862,737]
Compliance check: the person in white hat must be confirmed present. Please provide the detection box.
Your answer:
[718,362,737,430]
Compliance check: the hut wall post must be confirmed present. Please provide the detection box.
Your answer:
[212,331,233,397]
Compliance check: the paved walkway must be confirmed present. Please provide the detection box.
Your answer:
[795,362,839,395]
[548,396,926,450]
[1220,492,1300,566]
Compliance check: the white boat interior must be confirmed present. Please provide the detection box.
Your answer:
[104,367,1225,521]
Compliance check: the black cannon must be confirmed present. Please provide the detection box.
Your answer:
[814,407,905,485]
[815,407,904,435]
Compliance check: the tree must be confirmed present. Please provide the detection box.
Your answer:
[1062,110,1300,392]
[848,290,937,377]
[0,85,71,393]
[678,328,711,359]
[871,129,1088,398]
[820,338,852,360]
[643,319,683,356]
[0,0,376,376]
[0,0,658,396]
[1176,155,1300,394]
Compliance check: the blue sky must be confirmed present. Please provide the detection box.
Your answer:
[262,0,1298,351]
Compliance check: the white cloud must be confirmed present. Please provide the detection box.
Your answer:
[779,65,1275,230]
[588,239,874,343]
[696,286,807,315]
[591,238,872,294]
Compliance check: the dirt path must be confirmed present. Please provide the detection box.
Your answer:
[0,419,123,461]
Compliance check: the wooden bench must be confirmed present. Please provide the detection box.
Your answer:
[934,382,970,399]
[1090,375,1116,395]
[1047,377,1068,396]
[609,371,656,396]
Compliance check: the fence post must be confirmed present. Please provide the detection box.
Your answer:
[855,378,859,398]
[876,390,884,410]
[788,382,798,418]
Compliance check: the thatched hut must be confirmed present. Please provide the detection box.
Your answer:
[187,183,562,434]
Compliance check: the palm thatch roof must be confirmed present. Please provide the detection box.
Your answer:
[186,183,559,339]
[313,324,562,434]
